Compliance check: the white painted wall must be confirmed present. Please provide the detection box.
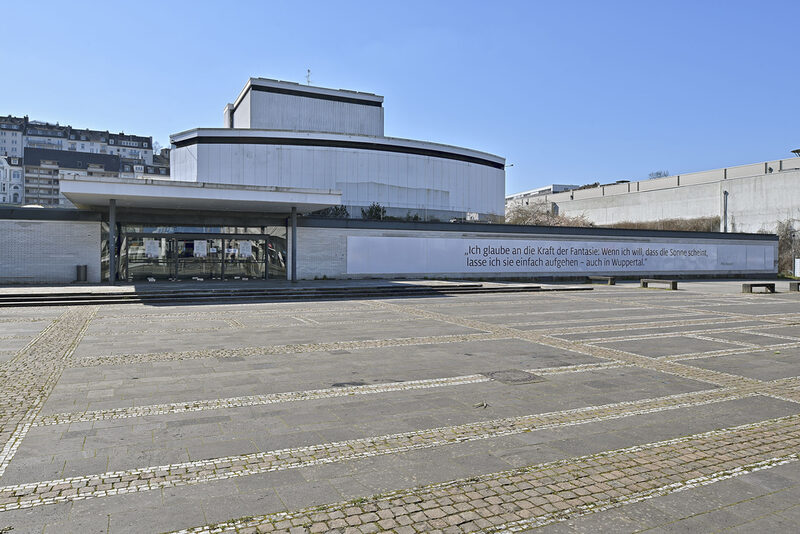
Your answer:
[0,220,101,283]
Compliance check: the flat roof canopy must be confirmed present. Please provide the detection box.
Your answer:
[60,176,341,214]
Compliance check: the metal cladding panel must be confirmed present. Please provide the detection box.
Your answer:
[170,145,199,183]
[188,143,503,216]
[232,92,251,129]
[248,91,383,136]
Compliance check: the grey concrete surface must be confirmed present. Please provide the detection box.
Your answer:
[0,280,799,533]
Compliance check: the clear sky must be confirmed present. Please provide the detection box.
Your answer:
[3,1,798,195]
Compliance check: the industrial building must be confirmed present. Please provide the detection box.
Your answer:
[507,157,800,234]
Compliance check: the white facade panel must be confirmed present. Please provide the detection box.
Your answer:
[172,140,504,219]
[241,91,383,137]
[233,92,251,129]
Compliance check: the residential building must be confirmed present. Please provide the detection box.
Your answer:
[0,116,25,157]
[66,128,110,155]
[23,148,120,206]
[0,155,24,204]
[119,159,170,179]
[23,121,69,151]
[66,128,154,163]
[0,115,163,204]
[0,115,155,163]
[107,133,153,163]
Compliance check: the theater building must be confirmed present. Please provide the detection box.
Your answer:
[0,78,778,284]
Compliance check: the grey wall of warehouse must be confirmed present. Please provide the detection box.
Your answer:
[540,170,800,233]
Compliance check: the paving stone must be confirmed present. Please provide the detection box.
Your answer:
[1,287,799,533]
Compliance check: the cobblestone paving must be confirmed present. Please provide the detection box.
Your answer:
[0,282,799,533]
[0,307,96,478]
[171,414,800,534]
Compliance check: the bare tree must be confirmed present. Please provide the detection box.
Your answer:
[361,202,386,220]
[648,170,670,179]
[776,219,800,275]
[505,199,593,227]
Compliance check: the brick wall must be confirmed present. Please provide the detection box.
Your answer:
[0,220,101,284]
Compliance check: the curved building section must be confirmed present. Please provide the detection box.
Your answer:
[172,77,505,221]
[170,128,505,221]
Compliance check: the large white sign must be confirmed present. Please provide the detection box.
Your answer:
[239,241,253,258]
[144,238,161,259]
[346,236,775,274]
[193,240,207,258]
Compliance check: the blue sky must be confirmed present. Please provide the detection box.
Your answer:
[3,1,798,194]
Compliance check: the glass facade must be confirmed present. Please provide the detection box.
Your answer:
[104,224,287,282]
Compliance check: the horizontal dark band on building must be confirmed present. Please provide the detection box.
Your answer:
[297,216,779,241]
[243,85,383,107]
[173,136,505,169]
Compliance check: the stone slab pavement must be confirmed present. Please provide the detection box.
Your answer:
[0,280,798,532]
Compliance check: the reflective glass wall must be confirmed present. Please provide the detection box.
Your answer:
[109,225,287,282]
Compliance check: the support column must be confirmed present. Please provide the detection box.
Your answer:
[108,199,117,284]
[722,190,729,233]
[291,206,297,283]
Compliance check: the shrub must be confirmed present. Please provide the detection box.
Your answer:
[361,202,386,220]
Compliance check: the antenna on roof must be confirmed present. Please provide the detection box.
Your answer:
[306,69,312,85]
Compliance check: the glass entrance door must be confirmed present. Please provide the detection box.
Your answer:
[122,231,280,282]
[176,238,223,280]
[126,237,175,281]
[267,235,287,279]
[223,238,266,279]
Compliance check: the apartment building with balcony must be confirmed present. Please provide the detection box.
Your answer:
[23,148,120,206]
[0,115,162,205]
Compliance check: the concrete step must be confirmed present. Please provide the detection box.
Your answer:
[0,284,591,307]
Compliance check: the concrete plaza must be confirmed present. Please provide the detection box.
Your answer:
[1,281,800,533]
